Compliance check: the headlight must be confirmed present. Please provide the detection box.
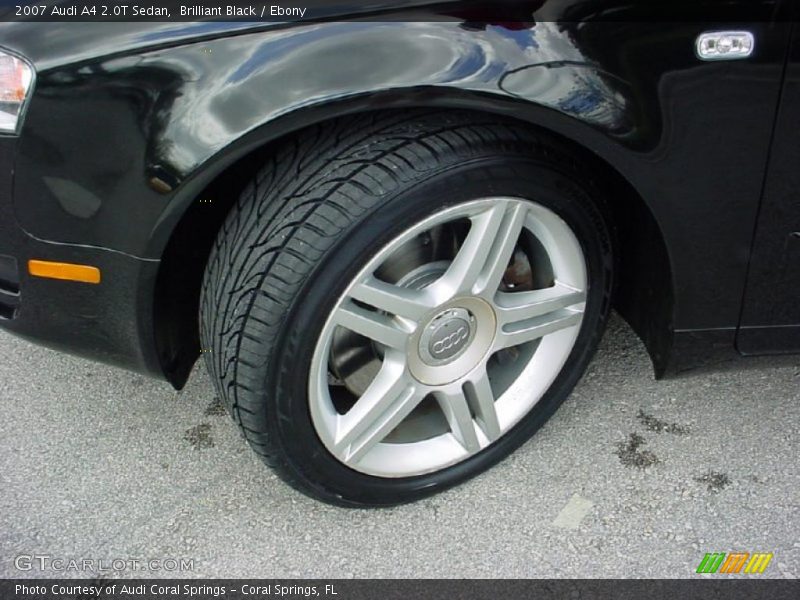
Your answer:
[0,50,34,134]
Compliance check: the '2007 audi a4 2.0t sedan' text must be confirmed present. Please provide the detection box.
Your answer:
[0,1,799,506]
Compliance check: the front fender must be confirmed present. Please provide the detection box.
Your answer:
[13,20,638,259]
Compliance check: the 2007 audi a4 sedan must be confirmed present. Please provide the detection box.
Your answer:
[1,1,798,506]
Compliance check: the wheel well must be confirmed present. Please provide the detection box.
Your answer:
[153,109,674,388]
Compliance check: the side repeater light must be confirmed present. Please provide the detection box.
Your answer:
[28,260,101,284]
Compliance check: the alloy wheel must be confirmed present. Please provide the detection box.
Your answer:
[309,197,588,477]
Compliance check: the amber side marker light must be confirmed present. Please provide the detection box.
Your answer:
[28,260,101,284]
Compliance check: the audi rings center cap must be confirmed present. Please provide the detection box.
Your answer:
[420,308,474,365]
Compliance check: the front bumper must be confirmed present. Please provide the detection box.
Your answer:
[0,137,165,380]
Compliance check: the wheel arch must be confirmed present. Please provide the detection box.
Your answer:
[152,92,674,388]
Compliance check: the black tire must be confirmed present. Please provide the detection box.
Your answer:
[199,110,614,507]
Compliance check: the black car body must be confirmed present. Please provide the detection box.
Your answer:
[0,1,798,504]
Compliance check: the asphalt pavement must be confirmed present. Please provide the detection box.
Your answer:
[1,314,798,578]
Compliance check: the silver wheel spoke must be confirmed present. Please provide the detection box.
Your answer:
[464,368,501,442]
[495,283,585,324]
[348,276,432,322]
[333,301,410,350]
[434,388,480,453]
[438,202,527,297]
[496,306,583,349]
[334,358,421,463]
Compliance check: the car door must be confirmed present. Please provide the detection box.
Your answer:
[737,23,800,354]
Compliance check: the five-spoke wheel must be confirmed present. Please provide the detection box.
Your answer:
[310,198,587,476]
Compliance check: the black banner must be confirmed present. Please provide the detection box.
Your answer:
[1,579,798,600]
[0,0,796,23]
